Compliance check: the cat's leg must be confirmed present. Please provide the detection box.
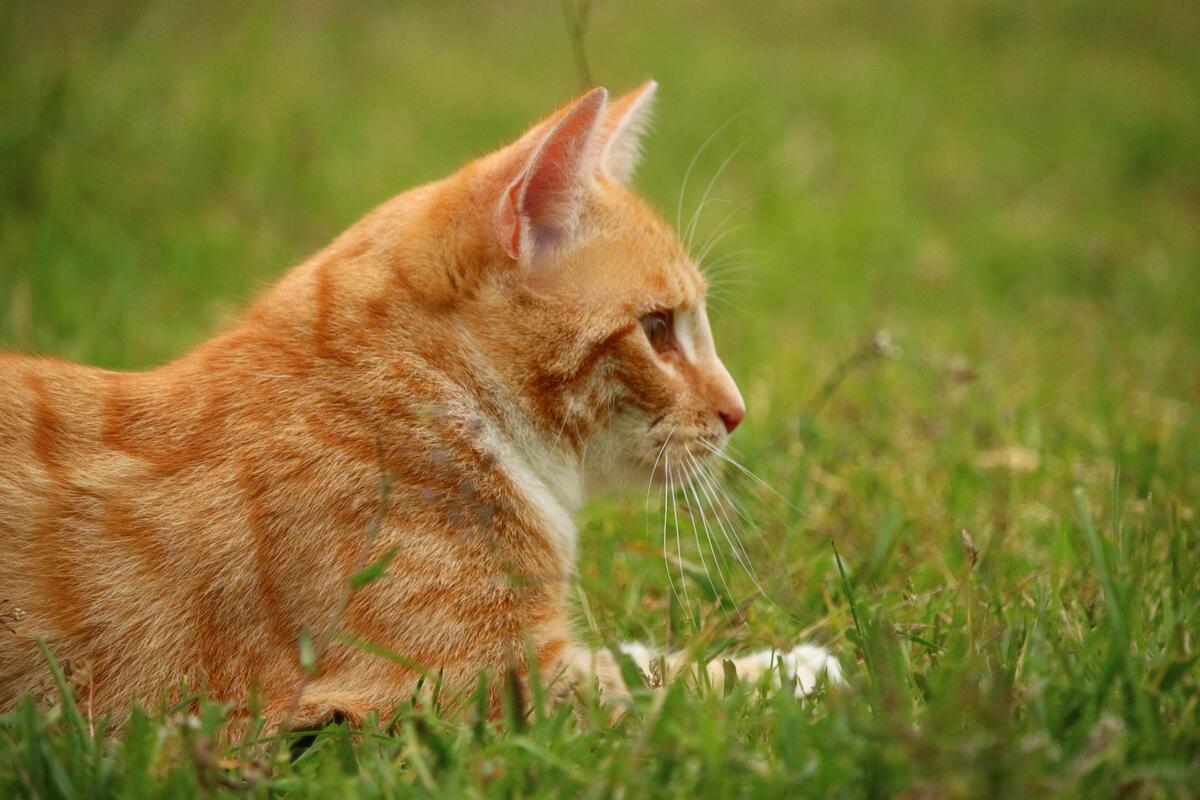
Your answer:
[566,642,842,701]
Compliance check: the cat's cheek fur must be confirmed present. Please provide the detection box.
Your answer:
[579,409,660,493]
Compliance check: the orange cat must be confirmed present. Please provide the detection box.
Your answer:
[0,83,838,734]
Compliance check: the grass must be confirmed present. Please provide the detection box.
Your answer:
[2,0,1199,796]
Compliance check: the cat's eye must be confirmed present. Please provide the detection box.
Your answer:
[639,310,674,353]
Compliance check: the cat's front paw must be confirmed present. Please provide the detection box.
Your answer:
[732,643,843,697]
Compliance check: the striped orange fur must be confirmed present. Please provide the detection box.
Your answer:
[0,83,835,735]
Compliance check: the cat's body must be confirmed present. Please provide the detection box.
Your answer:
[0,84,838,733]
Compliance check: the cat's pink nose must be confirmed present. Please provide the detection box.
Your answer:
[718,404,745,435]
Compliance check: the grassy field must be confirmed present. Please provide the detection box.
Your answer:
[3,0,1199,796]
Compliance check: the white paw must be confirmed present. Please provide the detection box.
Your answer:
[735,644,843,697]
[617,642,657,672]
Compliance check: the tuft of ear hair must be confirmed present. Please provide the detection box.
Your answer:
[496,87,608,262]
[600,79,657,185]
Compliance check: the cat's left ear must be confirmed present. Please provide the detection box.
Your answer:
[598,79,657,184]
[496,87,608,262]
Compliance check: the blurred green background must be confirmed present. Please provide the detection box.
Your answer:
[2,1,1199,795]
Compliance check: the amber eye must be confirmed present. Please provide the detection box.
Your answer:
[639,310,674,353]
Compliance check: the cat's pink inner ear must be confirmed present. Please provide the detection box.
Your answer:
[498,87,608,261]
[600,80,657,185]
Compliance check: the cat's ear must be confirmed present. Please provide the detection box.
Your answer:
[599,79,657,184]
[496,87,608,262]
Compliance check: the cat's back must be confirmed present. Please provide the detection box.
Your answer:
[0,349,276,711]
[0,354,137,590]
[0,355,127,699]
[0,353,115,502]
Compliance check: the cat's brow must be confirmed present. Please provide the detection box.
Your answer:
[568,320,638,385]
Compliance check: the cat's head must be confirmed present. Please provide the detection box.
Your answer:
[456,84,744,492]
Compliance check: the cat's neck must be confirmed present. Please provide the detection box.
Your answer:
[445,328,588,563]
[482,406,586,566]
[201,181,592,563]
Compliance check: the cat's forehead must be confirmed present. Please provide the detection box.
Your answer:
[564,188,705,309]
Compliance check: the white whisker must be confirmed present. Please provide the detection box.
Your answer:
[705,268,758,284]
[696,220,750,270]
[695,202,750,268]
[695,454,764,534]
[676,117,737,235]
[647,426,682,615]
[661,452,684,614]
[690,453,757,576]
[645,424,678,505]
[703,248,764,272]
[700,439,810,518]
[692,454,802,621]
[685,142,745,253]
[705,278,764,296]
[702,294,752,317]
[683,452,738,607]
[550,413,571,450]
[668,455,693,619]
[679,465,715,590]
[704,267,756,282]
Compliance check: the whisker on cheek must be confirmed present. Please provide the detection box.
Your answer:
[668,457,694,623]
[690,450,815,625]
[650,426,686,620]
[698,439,811,520]
[683,452,737,620]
